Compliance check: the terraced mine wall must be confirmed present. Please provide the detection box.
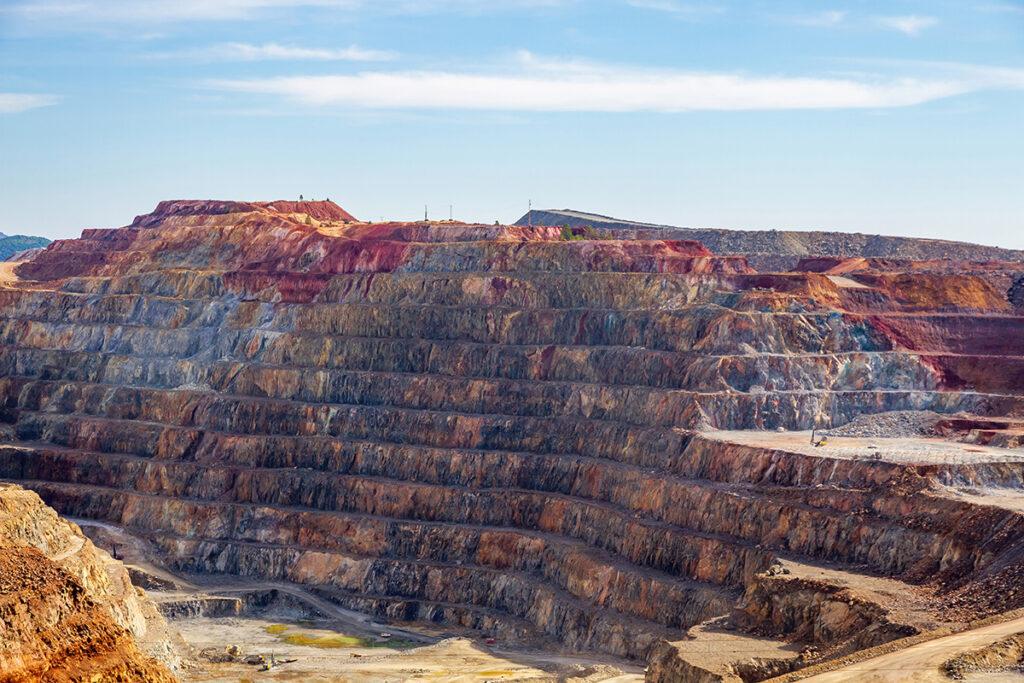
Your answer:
[1,201,1023,673]
[519,209,1024,272]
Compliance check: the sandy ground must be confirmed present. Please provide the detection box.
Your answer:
[947,488,1024,513]
[708,430,1024,465]
[177,615,642,682]
[826,275,870,289]
[799,616,1024,682]
[0,261,21,286]
[708,430,1024,514]
[662,619,802,676]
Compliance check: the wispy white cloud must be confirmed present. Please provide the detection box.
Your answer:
[4,0,358,23]
[789,10,847,27]
[875,14,939,36]
[3,0,571,25]
[976,3,1024,14]
[159,42,397,62]
[381,0,573,13]
[208,53,1024,112]
[625,0,724,18]
[0,93,60,113]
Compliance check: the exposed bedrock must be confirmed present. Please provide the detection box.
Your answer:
[732,573,920,654]
[4,437,1018,583]
[1,201,1023,674]
[0,484,178,682]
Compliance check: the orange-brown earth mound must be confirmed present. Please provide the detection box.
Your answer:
[1,200,1023,681]
[0,546,175,683]
[0,484,176,683]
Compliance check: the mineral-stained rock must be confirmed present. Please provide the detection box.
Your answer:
[0,483,178,682]
[1,199,1023,678]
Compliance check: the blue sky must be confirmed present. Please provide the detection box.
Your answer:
[1,0,1023,247]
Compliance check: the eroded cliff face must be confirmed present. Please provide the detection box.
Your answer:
[0,484,177,682]
[1,200,1023,677]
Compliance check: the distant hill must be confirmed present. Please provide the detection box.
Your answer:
[517,209,1024,271]
[0,234,51,261]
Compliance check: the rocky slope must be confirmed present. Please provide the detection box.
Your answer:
[517,209,1024,272]
[0,234,51,262]
[0,483,178,682]
[0,199,1022,680]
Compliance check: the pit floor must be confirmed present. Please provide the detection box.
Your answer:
[176,615,642,682]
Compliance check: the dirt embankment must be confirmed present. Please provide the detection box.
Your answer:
[0,483,179,682]
[943,630,1024,679]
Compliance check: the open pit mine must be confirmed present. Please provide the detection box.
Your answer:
[2,199,1024,682]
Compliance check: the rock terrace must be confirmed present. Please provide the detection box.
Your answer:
[1,199,1023,681]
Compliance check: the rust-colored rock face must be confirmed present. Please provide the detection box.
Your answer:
[0,484,176,683]
[1,200,1024,678]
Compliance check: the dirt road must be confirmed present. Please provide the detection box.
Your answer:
[800,616,1024,682]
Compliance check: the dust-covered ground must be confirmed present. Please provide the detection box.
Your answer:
[177,614,642,682]
[707,429,1024,465]
[797,617,1024,682]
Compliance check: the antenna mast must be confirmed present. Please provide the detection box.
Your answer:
[424,205,428,222]
[528,199,532,228]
